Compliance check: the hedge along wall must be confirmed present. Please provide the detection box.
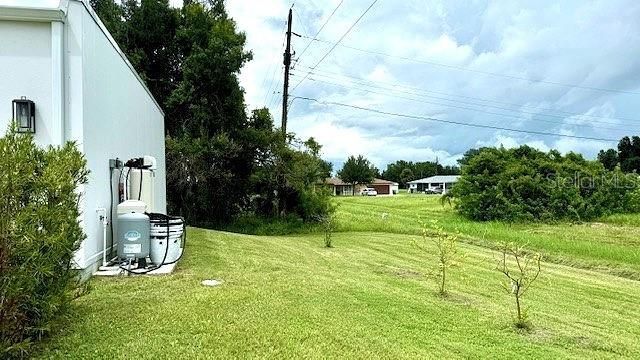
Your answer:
[0,126,88,358]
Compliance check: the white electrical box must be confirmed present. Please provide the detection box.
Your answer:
[128,169,156,212]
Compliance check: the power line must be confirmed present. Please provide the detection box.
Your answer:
[294,0,344,65]
[296,65,640,125]
[291,0,379,93]
[291,71,640,132]
[290,73,634,133]
[291,95,619,142]
[299,34,640,96]
[292,7,311,37]
[262,21,289,105]
[268,67,285,108]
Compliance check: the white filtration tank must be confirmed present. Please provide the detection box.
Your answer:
[117,212,150,260]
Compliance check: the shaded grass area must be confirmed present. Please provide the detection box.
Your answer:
[220,214,320,236]
[39,229,640,359]
[334,195,640,279]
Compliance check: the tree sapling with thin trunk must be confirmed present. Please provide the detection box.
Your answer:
[416,219,461,296]
[320,213,336,248]
[498,243,542,329]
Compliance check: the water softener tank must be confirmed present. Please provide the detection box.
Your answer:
[117,212,150,260]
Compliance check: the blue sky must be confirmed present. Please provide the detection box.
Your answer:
[225,0,640,170]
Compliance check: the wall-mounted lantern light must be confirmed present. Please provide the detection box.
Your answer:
[12,97,36,133]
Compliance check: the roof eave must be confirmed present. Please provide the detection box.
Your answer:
[0,6,66,22]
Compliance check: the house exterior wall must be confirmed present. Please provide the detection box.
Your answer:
[335,184,353,196]
[0,2,166,272]
[70,2,166,269]
[0,21,53,144]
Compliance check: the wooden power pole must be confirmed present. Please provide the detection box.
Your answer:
[282,8,293,136]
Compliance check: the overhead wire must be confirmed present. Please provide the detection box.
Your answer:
[297,35,640,95]
[296,65,640,125]
[261,20,288,105]
[289,72,639,132]
[290,95,619,142]
[294,0,344,66]
[291,0,379,92]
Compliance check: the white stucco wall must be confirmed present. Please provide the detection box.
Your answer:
[0,21,53,145]
[0,1,166,270]
[69,2,166,268]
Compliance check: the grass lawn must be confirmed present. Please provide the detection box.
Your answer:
[38,195,640,359]
[335,194,640,280]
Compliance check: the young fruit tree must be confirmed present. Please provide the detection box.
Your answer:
[319,213,336,248]
[498,243,542,329]
[417,219,461,295]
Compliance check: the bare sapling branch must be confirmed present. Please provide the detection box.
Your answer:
[498,242,542,329]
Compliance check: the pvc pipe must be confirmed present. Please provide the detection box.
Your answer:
[96,208,108,267]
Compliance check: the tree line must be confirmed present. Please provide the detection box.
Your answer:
[333,155,459,189]
[91,0,332,225]
[598,136,640,172]
[381,160,459,188]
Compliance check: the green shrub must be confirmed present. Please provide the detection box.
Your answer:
[318,212,337,248]
[0,126,88,358]
[452,146,640,222]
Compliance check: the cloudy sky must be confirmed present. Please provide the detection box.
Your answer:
[221,0,640,170]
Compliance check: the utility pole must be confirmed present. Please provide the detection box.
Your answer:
[282,8,292,137]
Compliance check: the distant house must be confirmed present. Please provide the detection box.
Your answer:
[369,178,399,195]
[325,177,354,196]
[325,177,399,196]
[408,175,460,194]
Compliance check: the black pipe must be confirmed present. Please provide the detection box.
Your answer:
[108,167,114,260]
[125,167,132,200]
[159,216,187,266]
[138,168,143,201]
[118,213,184,275]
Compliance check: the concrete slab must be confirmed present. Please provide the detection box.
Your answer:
[93,249,182,276]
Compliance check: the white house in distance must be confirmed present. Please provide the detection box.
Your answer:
[0,0,167,275]
[408,175,460,194]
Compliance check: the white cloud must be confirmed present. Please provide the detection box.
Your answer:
[225,0,640,169]
[476,134,551,153]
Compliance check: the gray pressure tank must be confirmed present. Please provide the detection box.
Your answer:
[117,212,150,260]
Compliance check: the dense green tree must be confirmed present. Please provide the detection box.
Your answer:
[617,136,640,173]
[381,160,459,187]
[597,136,640,173]
[452,145,640,222]
[381,160,411,185]
[399,168,414,188]
[92,1,334,225]
[458,148,489,166]
[90,0,124,36]
[319,159,333,179]
[247,110,333,219]
[597,148,619,171]
[338,155,377,195]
